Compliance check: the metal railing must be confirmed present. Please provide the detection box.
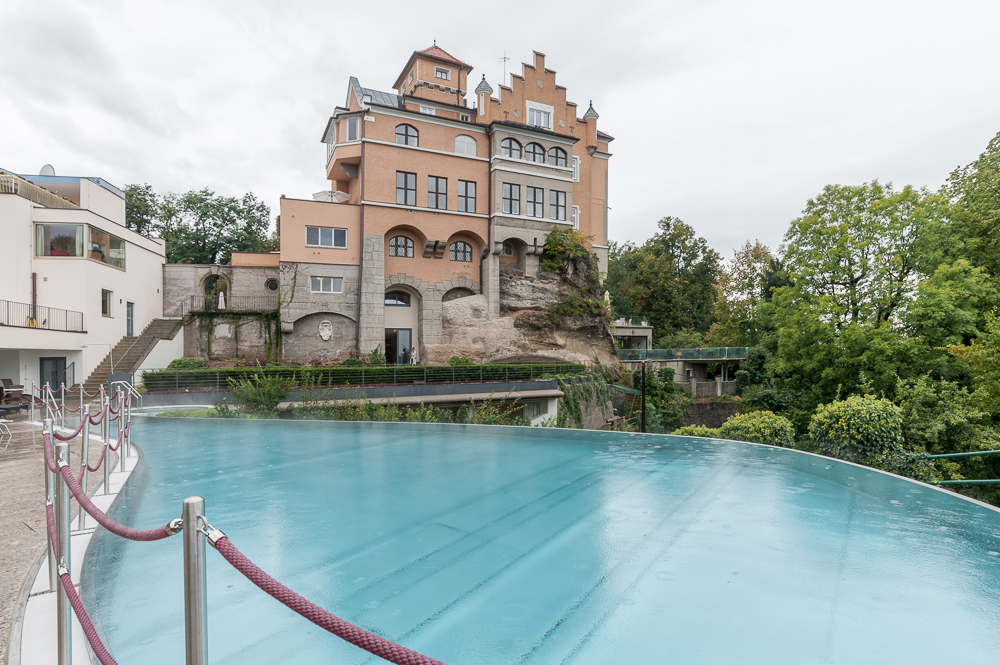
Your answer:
[137,362,588,392]
[0,299,85,332]
[617,347,749,361]
[112,320,183,373]
[179,294,280,315]
[0,172,79,209]
[612,317,651,327]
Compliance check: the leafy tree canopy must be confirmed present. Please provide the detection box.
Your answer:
[123,183,277,264]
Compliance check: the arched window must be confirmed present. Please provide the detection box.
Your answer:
[501,241,514,257]
[455,135,477,155]
[525,142,545,163]
[395,124,418,146]
[547,147,568,167]
[450,241,472,263]
[389,236,414,258]
[500,138,522,159]
[385,290,411,306]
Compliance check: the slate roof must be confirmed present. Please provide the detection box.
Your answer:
[350,77,403,109]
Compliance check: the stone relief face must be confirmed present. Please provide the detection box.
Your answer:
[318,320,334,341]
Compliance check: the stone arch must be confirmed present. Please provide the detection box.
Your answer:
[443,287,475,302]
[384,224,427,259]
[385,274,440,349]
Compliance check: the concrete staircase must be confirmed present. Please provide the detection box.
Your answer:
[81,318,182,395]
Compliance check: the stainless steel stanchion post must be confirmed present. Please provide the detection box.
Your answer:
[55,439,72,665]
[182,496,208,665]
[80,383,84,416]
[31,383,35,422]
[44,383,50,421]
[77,405,91,530]
[43,419,58,592]
[60,382,65,428]
[103,396,111,495]
[125,392,132,459]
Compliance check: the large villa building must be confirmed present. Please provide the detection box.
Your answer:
[164,45,613,365]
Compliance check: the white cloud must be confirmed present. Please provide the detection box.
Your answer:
[1,0,998,258]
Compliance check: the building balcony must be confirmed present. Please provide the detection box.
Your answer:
[177,294,280,316]
[0,172,79,209]
[0,299,85,332]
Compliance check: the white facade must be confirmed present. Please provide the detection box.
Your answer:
[0,171,166,390]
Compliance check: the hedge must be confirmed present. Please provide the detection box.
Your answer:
[718,411,796,447]
[140,362,587,392]
[809,395,905,464]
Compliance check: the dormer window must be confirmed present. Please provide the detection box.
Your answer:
[528,109,550,128]
[435,67,451,81]
[419,106,436,116]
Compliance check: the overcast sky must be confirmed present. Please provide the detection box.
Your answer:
[2,0,998,259]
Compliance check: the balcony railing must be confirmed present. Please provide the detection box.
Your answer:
[0,299,85,332]
[181,294,280,315]
[618,347,749,361]
[0,172,79,209]
[612,317,651,327]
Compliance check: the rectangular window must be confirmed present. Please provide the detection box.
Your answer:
[419,106,436,116]
[528,108,550,129]
[396,171,416,206]
[572,155,580,182]
[310,276,343,293]
[347,117,359,141]
[458,180,476,213]
[428,176,447,209]
[101,289,114,317]
[526,187,544,218]
[35,224,84,257]
[571,205,581,230]
[460,113,470,122]
[408,69,414,84]
[550,190,566,221]
[524,400,548,420]
[88,226,126,269]
[305,226,347,248]
[435,67,451,81]
[502,183,520,215]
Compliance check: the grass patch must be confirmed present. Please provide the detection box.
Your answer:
[155,408,214,418]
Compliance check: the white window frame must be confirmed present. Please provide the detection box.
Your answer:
[572,155,580,182]
[310,276,343,294]
[455,135,477,155]
[419,105,436,116]
[305,226,348,249]
[435,66,451,81]
[525,100,554,130]
[571,205,581,230]
[460,113,470,122]
[346,117,359,142]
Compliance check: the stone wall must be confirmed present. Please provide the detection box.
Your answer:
[182,314,275,361]
[279,261,359,363]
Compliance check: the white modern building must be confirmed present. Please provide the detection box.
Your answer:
[0,169,165,392]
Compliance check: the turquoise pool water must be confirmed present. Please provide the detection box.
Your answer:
[84,418,1000,664]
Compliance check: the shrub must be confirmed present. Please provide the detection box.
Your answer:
[227,371,289,416]
[167,356,207,369]
[342,358,365,367]
[809,395,904,464]
[671,424,719,437]
[367,345,386,366]
[449,356,474,366]
[718,411,796,447]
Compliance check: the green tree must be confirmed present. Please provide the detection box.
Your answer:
[123,184,274,264]
[939,131,1000,275]
[705,240,772,346]
[606,217,720,343]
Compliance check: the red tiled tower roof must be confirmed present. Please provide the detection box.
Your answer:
[416,44,470,67]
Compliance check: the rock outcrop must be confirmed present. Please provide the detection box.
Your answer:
[424,271,620,371]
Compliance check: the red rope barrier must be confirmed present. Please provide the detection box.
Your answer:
[213,536,448,665]
[89,404,108,426]
[86,442,108,473]
[52,419,86,442]
[57,463,176,542]
[44,500,119,665]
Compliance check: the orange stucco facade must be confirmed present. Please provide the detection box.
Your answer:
[264,44,612,360]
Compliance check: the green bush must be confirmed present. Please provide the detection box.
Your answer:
[718,411,796,447]
[167,357,207,369]
[227,371,289,415]
[367,345,386,366]
[342,358,364,367]
[671,424,719,437]
[449,356,474,366]
[809,395,904,464]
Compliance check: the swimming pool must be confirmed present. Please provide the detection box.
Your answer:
[83,418,1000,664]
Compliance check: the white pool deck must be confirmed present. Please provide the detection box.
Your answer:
[11,428,138,665]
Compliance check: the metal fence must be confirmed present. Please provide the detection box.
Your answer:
[0,299,85,332]
[617,347,749,361]
[180,294,280,315]
[137,362,588,392]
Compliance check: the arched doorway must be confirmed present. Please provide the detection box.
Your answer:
[384,286,420,364]
[203,275,230,311]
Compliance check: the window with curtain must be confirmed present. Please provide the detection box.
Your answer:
[35,224,84,257]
